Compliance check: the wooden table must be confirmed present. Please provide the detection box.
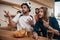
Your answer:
[0,29,55,40]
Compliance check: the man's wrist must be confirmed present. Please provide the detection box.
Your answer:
[31,25,34,27]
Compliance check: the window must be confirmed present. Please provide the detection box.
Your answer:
[55,1,60,27]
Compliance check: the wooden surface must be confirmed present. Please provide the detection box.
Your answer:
[0,29,55,40]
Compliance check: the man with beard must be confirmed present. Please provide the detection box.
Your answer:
[4,2,34,36]
[34,8,39,22]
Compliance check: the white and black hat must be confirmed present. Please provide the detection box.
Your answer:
[21,2,31,12]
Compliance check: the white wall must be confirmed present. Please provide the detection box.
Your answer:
[0,4,18,27]
[0,0,53,27]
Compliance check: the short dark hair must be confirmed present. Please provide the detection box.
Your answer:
[17,10,21,14]
[35,8,39,10]
[21,3,31,12]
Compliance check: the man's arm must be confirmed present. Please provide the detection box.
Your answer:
[26,19,33,27]
[4,10,17,28]
[8,16,17,27]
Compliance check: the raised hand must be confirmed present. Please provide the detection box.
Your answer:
[27,18,34,25]
[3,10,11,17]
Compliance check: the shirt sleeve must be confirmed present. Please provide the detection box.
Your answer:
[12,13,21,23]
[51,17,60,31]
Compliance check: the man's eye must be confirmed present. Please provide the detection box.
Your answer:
[40,11,43,12]
[22,7,26,8]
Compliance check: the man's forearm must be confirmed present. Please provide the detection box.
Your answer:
[8,16,13,25]
[8,16,16,27]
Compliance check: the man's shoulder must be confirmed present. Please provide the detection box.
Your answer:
[16,13,21,15]
[14,13,22,18]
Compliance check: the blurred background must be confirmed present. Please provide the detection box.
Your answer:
[0,0,60,28]
[55,0,60,27]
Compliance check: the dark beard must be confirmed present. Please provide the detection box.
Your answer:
[23,11,28,14]
[35,12,38,14]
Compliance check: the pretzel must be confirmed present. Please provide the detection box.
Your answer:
[13,29,26,38]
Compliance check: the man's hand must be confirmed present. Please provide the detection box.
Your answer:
[3,10,11,17]
[27,18,34,26]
